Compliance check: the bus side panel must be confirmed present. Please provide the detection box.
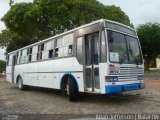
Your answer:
[38,60,54,88]
[27,62,39,86]
[53,57,74,89]
[73,57,84,92]
[6,66,12,83]
[14,64,28,85]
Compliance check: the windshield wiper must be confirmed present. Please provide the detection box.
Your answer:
[128,44,139,65]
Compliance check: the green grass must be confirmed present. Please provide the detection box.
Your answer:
[145,70,160,73]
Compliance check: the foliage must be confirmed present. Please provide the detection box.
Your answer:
[1,0,132,52]
[137,23,160,70]
[0,60,6,73]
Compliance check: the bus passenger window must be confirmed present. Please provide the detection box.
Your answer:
[68,45,73,55]
[32,45,38,62]
[40,43,44,60]
[48,49,53,58]
[28,47,32,62]
[47,40,54,59]
[37,45,40,60]
[55,48,59,57]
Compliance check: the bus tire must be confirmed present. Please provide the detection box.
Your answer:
[68,77,78,102]
[18,76,25,91]
[61,78,68,96]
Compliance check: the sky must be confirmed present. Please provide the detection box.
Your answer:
[0,0,160,60]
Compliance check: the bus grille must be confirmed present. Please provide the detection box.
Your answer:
[118,66,143,81]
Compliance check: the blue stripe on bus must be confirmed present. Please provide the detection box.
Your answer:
[105,83,145,94]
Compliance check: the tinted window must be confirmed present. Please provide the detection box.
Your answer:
[108,30,128,64]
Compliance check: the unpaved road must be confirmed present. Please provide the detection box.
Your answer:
[0,76,160,119]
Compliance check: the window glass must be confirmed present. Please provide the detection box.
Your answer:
[16,52,20,64]
[107,30,143,65]
[22,49,27,56]
[40,43,48,60]
[47,40,54,59]
[63,33,74,45]
[126,36,143,64]
[63,46,68,56]
[76,37,83,64]
[47,40,54,50]
[56,37,63,47]
[85,35,92,65]
[41,43,44,51]
[8,54,13,65]
[93,32,99,65]
[48,49,53,58]
[42,51,48,60]
[55,48,59,57]
[28,47,32,62]
[108,30,128,64]
[20,49,27,64]
[58,47,64,57]
[68,45,73,55]
[100,30,106,62]
[32,45,38,62]
[55,33,74,58]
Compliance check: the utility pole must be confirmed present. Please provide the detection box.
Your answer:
[9,0,14,7]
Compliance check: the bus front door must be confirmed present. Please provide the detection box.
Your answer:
[85,32,100,92]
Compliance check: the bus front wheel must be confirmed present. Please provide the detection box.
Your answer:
[18,77,25,91]
[68,77,78,102]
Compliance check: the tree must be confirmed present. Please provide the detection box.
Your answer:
[137,23,160,70]
[0,60,6,73]
[0,29,26,52]
[1,0,133,52]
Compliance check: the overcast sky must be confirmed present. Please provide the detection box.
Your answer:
[0,0,160,60]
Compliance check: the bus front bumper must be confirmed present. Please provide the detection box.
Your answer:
[105,83,145,94]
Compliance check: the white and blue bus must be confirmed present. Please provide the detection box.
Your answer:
[6,19,145,101]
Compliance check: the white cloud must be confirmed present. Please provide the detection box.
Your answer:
[136,0,160,24]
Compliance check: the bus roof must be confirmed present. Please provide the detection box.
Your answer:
[8,19,135,54]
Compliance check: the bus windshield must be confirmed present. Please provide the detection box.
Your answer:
[107,30,143,65]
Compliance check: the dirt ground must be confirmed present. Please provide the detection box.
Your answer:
[0,76,160,119]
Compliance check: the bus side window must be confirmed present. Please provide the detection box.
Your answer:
[47,40,54,59]
[63,33,73,56]
[31,45,38,62]
[68,45,73,55]
[55,37,63,57]
[55,48,59,57]
[40,43,44,60]
[29,47,32,62]
[76,37,83,64]
[37,45,40,60]
[8,54,13,65]
[20,49,27,64]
